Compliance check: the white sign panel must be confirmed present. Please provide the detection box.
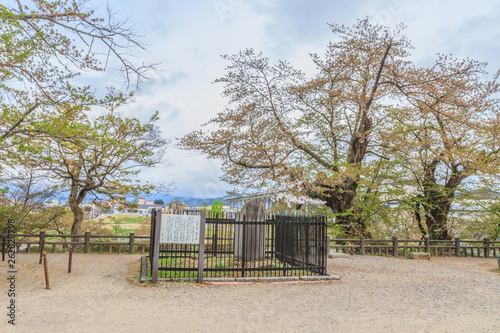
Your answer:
[160,214,201,244]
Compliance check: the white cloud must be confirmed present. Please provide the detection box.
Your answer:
[91,0,500,198]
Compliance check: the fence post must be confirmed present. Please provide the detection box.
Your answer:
[2,235,5,261]
[43,251,50,289]
[455,237,460,257]
[242,215,247,275]
[326,236,331,254]
[484,238,490,258]
[393,236,398,257]
[39,231,46,264]
[424,236,430,254]
[84,232,91,253]
[129,232,135,254]
[360,236,365,255]
[68,246,73,273]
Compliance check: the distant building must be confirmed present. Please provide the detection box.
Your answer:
[135,197,167,216]
[82,203,99,219]
[137,197,155,205]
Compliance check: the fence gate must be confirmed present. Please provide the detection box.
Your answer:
[274,215,327,275]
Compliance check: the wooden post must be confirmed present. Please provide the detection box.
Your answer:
[197,214,206,284]
[68,246,73,273]
[129,232,135,254]
[84,232,91,253]
[2,235,5,261]
[393,237,398,257]
[43,251,50,289]
[151,210,162,283]
[424,236,430,254]
[360,236,365,255]
[39,231,46,264]
[484,238,490,258]
[455,237,460,257]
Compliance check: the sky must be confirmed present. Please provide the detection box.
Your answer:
[89,0,500,198]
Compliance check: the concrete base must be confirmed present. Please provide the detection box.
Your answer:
[141,256,341,283]
[328,252,350,259]
[141,274,341,283]
[407,252,430,260]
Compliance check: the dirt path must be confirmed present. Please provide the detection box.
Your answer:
[1,253,499,332]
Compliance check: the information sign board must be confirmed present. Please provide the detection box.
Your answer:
[159,214,201,244]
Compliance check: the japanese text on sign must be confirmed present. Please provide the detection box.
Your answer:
[160,214,201,244]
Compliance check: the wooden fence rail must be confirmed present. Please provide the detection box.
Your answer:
[0,232,151,259]
[2,232,499,260]
[329,236,500,258]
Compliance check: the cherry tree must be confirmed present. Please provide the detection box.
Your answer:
[1,0,156,170]
[383,56,500,239]
[181,19,412,237]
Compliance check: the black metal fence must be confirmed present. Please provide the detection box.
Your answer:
[151,213,328,280]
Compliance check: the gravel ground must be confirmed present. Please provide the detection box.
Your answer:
[1,253,499,332]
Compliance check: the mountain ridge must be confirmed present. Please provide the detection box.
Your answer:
[145,195,229,207]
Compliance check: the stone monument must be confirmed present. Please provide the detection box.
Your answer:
[234,198,266,260]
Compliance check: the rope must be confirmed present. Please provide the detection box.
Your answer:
[41,246,72,265]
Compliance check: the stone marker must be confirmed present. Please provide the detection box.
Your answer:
[407,252,430,260]
[234,198,266,260]
[497,256,499,271]
[328,252,350,259]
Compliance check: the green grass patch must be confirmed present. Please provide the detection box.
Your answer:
[146,254,311,280]
[98,214,148,225]
[113,228,136,235]
[115,215,148,224]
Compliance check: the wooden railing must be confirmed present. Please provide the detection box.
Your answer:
[328,236,500,258]
[1,232,150,259]
[2,232,499,260]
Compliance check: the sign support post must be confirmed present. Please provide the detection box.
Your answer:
[151,210,162,283]
[197,214,206,283]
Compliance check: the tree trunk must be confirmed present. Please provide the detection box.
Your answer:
[69,198,84,251]
[306,112,374,238]
[68,183,88,250]
[69,200,84,236]
[420,182,454,240]
[413,196,428,236]
[423,195,452,240]
[335,214,372,238]
[320,178,372,238]
[417,161,462,240]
